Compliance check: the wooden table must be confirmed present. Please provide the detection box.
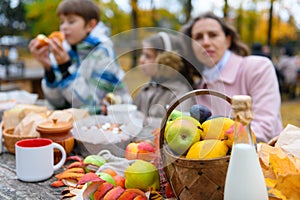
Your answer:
[0,116,160,199]
[0,148,62,199]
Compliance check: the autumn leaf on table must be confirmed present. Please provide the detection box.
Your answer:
[273,173,300,200]
[269,153,299,178]
[77,172,103,186]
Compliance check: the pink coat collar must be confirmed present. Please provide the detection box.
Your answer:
[219,53,244,84]
[199,53,244,88]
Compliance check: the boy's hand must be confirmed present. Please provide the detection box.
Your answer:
[28,39,52,70]
[49,38,70,65]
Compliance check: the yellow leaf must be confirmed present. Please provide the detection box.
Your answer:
[269,154,299,177]
[268,188,286,200]
[274,173,300,200]
[265,178,277,188]
[262,163,277,180]
[258,143,287,168]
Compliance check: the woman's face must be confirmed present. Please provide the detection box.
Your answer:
[59,14,93,45]
[139,47,157,77]
[191,18,231,67]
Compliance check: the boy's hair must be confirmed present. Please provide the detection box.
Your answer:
[57,0,100,23]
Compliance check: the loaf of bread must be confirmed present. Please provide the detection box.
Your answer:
[2,104,48,130]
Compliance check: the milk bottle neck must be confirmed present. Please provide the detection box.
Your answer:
[233,121,255,146]
[231,95,255,146]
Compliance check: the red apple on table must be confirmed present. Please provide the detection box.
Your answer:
[113,175,125,188]
[125,141,156,162]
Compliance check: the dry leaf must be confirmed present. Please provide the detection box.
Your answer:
[268,188,286,200]
[258,142,300,199]
[269,153,299,177]
[274,173,300,200]
[62,179,78,187]
[265,178,277,188]
[76,172,102,186]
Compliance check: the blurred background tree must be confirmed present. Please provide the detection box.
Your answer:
[1,0,299,67]
[1,0,298,45]
[0,0,28,35]
[25,0,61,37]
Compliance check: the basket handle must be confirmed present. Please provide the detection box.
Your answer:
[159,89,232,149]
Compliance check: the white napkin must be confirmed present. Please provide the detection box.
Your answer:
[0,90,38,104]
[275,124,300,159]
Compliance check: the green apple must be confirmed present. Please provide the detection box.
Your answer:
[168,109,183,121]
[165,116,202,155]
[84,155,106,166]
[166,109,184,132]
[97,172,116,186]
[83,155,106,172]
[125,160,160,192]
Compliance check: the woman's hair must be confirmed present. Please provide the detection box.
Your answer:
[57,0,100,24]
[283,46,294,57]
[142,32,195,86]
[181,12,250,58]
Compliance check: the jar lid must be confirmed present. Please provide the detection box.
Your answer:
[36,118,73,134]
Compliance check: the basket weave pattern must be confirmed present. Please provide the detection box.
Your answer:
[159,89,232,200]
[3,128,37,154]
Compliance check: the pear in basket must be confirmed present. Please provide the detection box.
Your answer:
[186,139,229,159]
[165,116,202,155]
[202,116,235,140]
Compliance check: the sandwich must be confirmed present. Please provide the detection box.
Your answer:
[36,31,64,48]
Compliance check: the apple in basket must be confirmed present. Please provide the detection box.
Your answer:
[164,116,202,155]
[167,109,183,121]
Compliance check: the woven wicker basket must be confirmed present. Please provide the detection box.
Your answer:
[159,89,232,200]
[3,128,38,154]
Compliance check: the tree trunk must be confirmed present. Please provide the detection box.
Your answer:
[185,0,192,22]
[267,0,274,47]
[223,0,229,18]
[236,3,243,36]
[130,0,138,68]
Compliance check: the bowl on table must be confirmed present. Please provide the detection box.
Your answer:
[72,114,143,157]
[3,128,38,154]
[107,104,137,124]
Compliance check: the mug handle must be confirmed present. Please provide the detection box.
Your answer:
[52,143,66,171]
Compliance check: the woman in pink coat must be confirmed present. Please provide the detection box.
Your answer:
[181,12,283,143]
